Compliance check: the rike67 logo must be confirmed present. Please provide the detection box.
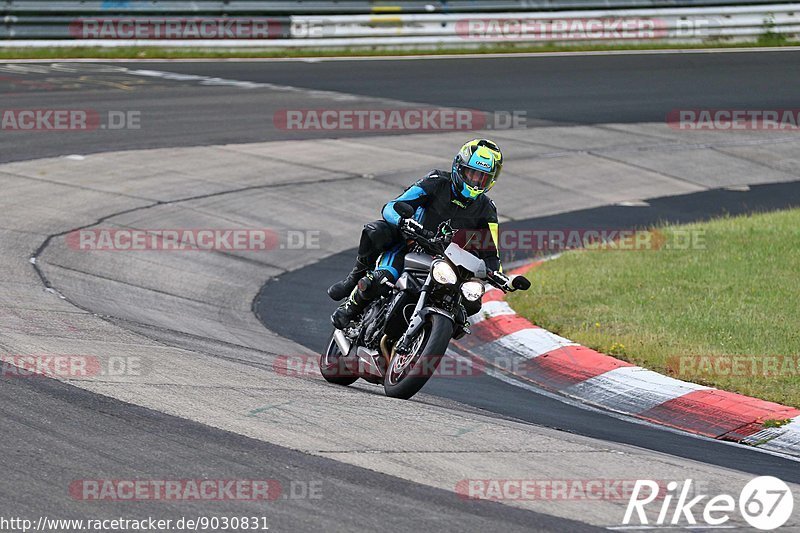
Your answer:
[623,477,794,530]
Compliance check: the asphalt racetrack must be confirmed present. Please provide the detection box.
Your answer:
[1,50,800,531]
[2,49,800,162]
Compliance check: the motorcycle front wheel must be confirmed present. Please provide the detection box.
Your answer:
[383,314,453,400]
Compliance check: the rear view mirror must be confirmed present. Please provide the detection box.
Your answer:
[512,275,531,291]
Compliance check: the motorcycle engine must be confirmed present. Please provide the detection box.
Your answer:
[361,298,387,348]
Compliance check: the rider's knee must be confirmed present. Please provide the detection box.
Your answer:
[363,220,397,251]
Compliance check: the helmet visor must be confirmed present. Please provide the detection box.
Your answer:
[461,166,493,190]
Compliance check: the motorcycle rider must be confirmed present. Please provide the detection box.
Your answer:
[330,139,504,330]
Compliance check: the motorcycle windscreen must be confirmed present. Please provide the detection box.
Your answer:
[444,243,487,278]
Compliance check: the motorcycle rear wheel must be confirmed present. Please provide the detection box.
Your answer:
[319,331,359,386]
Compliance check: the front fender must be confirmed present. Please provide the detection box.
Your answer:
[419,306,454,324]
[398,306,454,350]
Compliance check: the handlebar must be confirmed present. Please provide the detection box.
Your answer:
[486,270,513,292]
[399,215,530,293]
[487,269,531,293]
[400,217,425,235]
[399,218,449,255]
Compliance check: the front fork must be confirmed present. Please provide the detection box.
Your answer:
[395,274,457,352]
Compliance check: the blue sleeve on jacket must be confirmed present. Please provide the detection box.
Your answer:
[382,185,427,226]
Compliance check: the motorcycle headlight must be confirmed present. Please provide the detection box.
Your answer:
[461,281,485,302]
[431,260,457,285]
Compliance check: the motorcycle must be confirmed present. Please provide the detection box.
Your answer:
[319,201,531,400]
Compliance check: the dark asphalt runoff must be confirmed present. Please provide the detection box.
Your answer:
[256,180,800,484]
[2,49,800,163]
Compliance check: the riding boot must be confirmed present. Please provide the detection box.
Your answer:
[327,255,371,301]
[331,284,371,329]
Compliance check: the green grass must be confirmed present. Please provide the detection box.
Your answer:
[1,39,800,59]
[507,209,800,407]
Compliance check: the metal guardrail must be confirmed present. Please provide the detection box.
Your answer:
[2,3,799,45]
[291,5,800,41]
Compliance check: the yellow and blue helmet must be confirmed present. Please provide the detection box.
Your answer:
[451,138,503,201]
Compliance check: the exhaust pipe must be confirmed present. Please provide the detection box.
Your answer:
[333,329,351,356]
